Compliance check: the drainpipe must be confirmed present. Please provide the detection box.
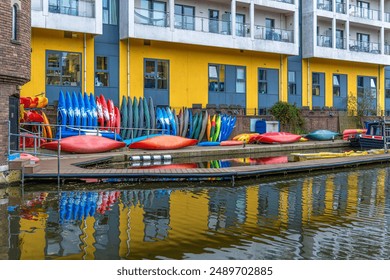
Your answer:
[307,58,310,108]
[127,38,130,97]
[84,33,87,93]
[280,54,283,102]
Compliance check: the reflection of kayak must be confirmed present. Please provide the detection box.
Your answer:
[253,156,288,165]
[132,163,197,169]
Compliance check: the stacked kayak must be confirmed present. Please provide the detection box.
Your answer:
[56,91,122,141]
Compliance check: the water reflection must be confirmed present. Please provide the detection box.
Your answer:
[2,166,390,260]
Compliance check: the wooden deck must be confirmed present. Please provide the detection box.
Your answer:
[14,140,390,182]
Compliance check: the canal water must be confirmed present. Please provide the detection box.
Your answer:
[1,164,390,260]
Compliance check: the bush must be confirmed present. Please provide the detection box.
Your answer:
[269,101,305,134]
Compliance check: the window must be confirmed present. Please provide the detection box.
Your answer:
[357,33,369,52]
[386,78,390,99]
[103,0,118,25]
[95,56,109,87]
[46,51,81,86]
[208,64,225,92]
[258,69,267,94]
[12,4,18,41]
[141,0,167,27]
[209,10,219,34]
[333,75,340,96]
[357,1,370,18]
[236,67,245,93]
[144,59,169,90]
[357,76,364,97]
[175,4,195,30]
[312,73,320,96]
[288,71,296,95]
[265,18,275,40]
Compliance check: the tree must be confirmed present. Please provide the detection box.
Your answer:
[347,89,378,127]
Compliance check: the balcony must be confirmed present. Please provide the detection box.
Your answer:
[336,2,346,14]
[336,37,346,50]
[317,35,332,48]
[385,45,390,55]
[317,0,332,12]
[48,0,95,18]
[131,6,297,55]
[349,39,380,54]
[31,0,102,34]
[349,5,380,21]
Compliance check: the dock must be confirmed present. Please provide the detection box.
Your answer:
[9,140,390,183]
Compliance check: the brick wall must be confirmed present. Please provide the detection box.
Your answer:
[0,0,31,165]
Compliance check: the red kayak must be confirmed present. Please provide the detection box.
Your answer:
[41,135,125,153]
[129,135,197,150]
[255,132,301,144]
[220,140,244,146]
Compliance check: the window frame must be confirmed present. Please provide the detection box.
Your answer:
[95,56,109,87]
[288,71,296,95]
[258,69,268,94]
[385,78,390,99]
[312,72,321,96]
[11,4,18,41]
[333,74,341,96]
[46,50,82,87]
[208,64,225,92]
[144,58,169,90]
[174,4,195,30]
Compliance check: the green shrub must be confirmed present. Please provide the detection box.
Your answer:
[269,101,305,134]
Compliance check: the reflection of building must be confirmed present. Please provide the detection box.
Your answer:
[0,0,31,166]
[7,167,389,259]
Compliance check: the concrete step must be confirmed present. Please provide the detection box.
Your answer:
[8,159,29,170]
[23,163,41,174]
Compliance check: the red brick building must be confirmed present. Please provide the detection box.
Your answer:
[0,0,31,167]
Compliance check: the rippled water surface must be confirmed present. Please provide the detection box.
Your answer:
[1,166,390,260]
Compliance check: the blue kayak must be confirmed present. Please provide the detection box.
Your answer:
[305,130,339,141]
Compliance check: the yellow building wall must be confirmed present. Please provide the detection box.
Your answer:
[21,28,95,99]
[302,58,385,112]
[119,39,287,109]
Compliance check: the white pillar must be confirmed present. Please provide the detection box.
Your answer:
[332,18,336,48]
[129,0,135,37]
[380,0,384,22]
[231,0,236,37]
[250,0,254,40]
[43,0,48,16]
[169,0,175,31]
[381,27,385,54]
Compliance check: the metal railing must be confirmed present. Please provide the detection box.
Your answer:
[273,0,294,4]
[254,26,294,43]
[336,2,346,14]
[336,37,347,49]
[48,0,95,18]
[134,8,169,27]
[385,44,390,55]
[317,35,332,47]
[385,12,390,23]
[317,0,332,11]
[349,39,381,54]
[349,5,380,21]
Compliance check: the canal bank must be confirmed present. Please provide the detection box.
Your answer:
[7,139,390,184]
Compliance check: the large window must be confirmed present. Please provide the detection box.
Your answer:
[103,0,118,25]
[12,4,18,41]
[144,59,169,90]
[357,33,369,52]
[140,0,167,27]
[95,56,109,87]
[288,71,296,95]
[46,51,81,86]
[208,65,225,92]
[312,73,321,96]
[174,4,195,30]
[209,9,219,34]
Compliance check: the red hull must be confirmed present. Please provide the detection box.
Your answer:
[220,140,244,146]
[41,135,125,153]
[129,135,197,150]
[256,132,301,144]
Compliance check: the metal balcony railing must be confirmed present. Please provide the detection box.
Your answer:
[135,8,169,27]
[385,12,390,23]
[254,26,294,43]
[317,0,332,12]
[384,45,390,55]
[336,37,347,49]
[349,5,380,21]
[48,0,95,18]
[349,39,381,54]
[336,2,346,14]
[317,35,332,47]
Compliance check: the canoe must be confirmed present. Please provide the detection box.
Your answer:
[129,135,197,150]
[256,132,302,144]
[65,91,74,127]
[198,141,220,146]
[305,129,339,141]
[120,96,128,139]
[220,140,244,146]
[89,93,98,128]
[343,128,367,140]
[41,135,126,153]
[198,110,208,141]
[57,91,67,126]
[78,92,87,128]
[72,92,81,127]
[84,92,93,127]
